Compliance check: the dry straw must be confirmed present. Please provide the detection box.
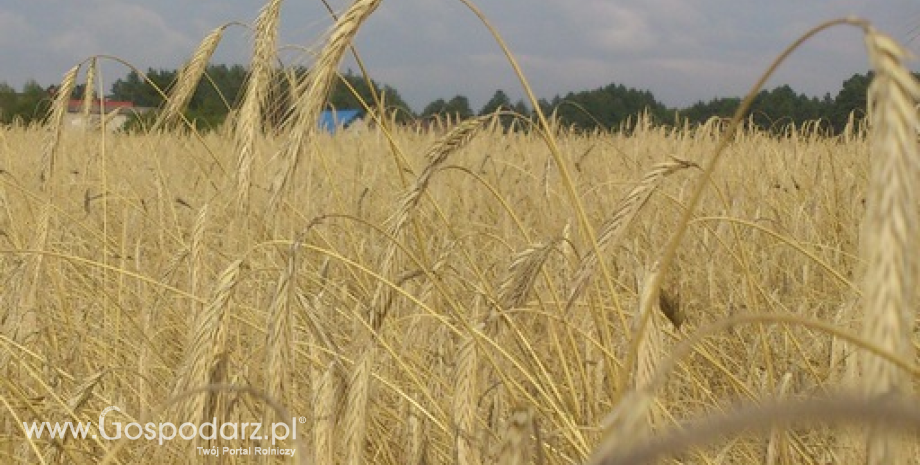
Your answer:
[860,26,920,464]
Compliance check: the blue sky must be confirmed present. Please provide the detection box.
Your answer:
[1,0,918,111]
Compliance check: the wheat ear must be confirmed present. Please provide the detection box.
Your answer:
[80,58,97,126]
[235,0,281,212]
[156,25,227,130]
[172,259,243,427]
[344,347,373,465]
[860,27,920,465]
[493,407,535,465]
[369,115,488,330]
[270,0,382,210]
[41,65,80,186]
[454,334,480,465]
[264,244,295,424]
[313,361,344,465]
[567,157,696,310]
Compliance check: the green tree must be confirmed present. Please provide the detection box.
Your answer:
[830,72,871,132]
[422,95,475,121]
[421,98,448,118]
[547,82,667,131]
[479,89,511,116]
[328,70,413,121]
[0,82,17,124]
[110,69,177,107]
[12,80,51,125]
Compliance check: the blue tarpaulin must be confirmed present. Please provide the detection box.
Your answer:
[319,109,362,133]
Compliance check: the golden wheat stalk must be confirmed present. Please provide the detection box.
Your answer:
[0,202,53,365]
[567,157,697,310]
[860,27,920,465]
[156,25,228,130]
[235,0,281,212]
[269,0,382,210]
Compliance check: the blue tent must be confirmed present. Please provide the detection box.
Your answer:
[319,109,362,133]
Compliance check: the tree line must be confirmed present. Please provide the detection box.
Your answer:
[0,65,876,134]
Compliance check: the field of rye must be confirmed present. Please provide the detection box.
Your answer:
[2,1,920,464]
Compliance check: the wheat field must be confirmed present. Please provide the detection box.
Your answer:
[1,3,920,464]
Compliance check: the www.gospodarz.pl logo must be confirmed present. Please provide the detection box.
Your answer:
[22,406,303,455]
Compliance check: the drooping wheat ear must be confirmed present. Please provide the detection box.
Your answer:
[454,334,480,465]
[389,115,489,236]
[493,407,535,465]
[80,58,97,124]
[155,24,228,130]
[567,157,697,310]
[269,0,382,210]
[860,27,920,465]
[314,361,344,465]
[235,0,281,212]
[344,346,373,465]
[172,259,243,426]
[367,115,489,331]
[634,263,664,415]
[41,64,80,187]
[189,203,208,306]
[585,389,654,465]
[765,372,793,465]
[66,371,105,413]
[497,240,559,310]
[264,244,296,424]
[405,398,430,465]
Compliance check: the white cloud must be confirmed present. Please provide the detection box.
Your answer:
[2,0,918,110]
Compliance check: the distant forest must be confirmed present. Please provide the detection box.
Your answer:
[0,64,875,133]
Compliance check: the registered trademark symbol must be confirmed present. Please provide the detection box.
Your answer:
[298,417,307,424]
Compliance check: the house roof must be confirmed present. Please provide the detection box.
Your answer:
[319,109,362,133]
[67,99,135,114]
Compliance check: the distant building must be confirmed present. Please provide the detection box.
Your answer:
[319,109,364,134]
[63,99,155,131]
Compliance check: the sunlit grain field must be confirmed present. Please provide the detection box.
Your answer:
[2,3,920,464]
